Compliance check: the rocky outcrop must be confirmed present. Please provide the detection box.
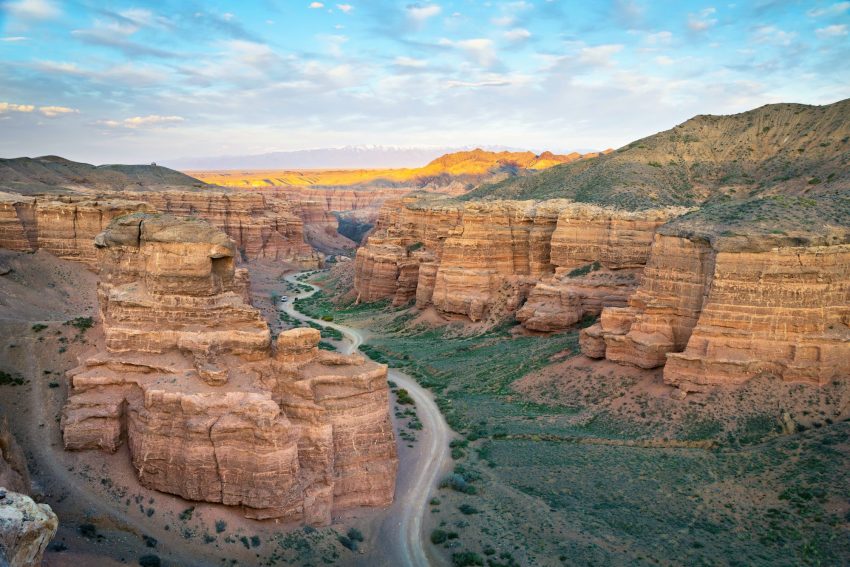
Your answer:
[663,242,850,391]
[430,200,565,321]
[0,420,57,567]
[355,197,682,323]
[132,191,321,267]
[0,489,59,567]
[517,206,682,331]
[0,190,322,269]
[583,225,850,392]
[0,192,152,266]
[354,196,462,306]
[61,214,396,524]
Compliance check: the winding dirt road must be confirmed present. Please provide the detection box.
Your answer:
[283,274,451,567]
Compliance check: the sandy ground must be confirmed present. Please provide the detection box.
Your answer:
[0,252,446,566]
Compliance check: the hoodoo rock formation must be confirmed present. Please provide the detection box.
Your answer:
[61,214,396,523]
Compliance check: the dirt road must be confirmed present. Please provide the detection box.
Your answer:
[283,275,451,567]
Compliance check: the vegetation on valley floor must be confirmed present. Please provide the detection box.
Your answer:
[296,274,850,567]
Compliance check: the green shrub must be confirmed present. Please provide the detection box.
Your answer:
[215,520,227,533]
[347,528,363,542]
[31,323,48,333]
[452,551,484,566]
[396,388,415,405]
[179,506,194,521]
[138,555,161,567]
[458,503,479,515]
[567,261,601,278]
[431,529,459,544]
[65,317,94,331]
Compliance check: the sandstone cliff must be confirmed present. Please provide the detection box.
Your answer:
[583,195,850,391]
[517,205,684,331]
[0,190,321,268]
[61,214,396,523]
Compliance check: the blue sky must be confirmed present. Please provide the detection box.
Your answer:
[1,0,848,164]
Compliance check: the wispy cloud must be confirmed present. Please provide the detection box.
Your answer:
[688,7,717,32]
[0,102,78,117]
[98,115,185,129]
[807,2,850,17]
[337,4,353,14]
[1,36,29,42]
[816,24,848,37]
[438,37,497,67]
[407,3,441,26]
[504,28,532,42]
[2,0,60,21]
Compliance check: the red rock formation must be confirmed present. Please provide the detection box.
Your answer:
[517,206,681,331]
[0,192,152,265]
[430,200,565,321]
[0,191,322,268]
[354,196,462,305]
[131,191,320,267]
[61,214,396,523]
[664,243,850,391]
[583,228,850,392]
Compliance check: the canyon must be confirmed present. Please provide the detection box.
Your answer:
[59,213,397,524]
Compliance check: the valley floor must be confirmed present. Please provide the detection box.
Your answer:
[297,266,850,567]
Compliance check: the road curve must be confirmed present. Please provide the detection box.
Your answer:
[283,274,451,567]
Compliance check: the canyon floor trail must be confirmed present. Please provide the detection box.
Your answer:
[283,274,452,567]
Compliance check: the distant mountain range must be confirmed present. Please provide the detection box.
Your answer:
[163,145,599,171]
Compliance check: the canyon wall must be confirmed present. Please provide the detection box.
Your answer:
[354,197,681,322]
[0,190,321,268]
[582,229,850,391]
[61,214,397,524]
[516,206,681,331]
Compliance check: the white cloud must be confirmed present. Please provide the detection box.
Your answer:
[439,37,497,67]
[578,44,624,66]
[655,55,674,65]
[492,16,514,26]
[407,4,441,24]
[394,56,428,68]
[807,2,850,17]
[504,28,531,42]
[309,2,324,8]
[0,102,77,118]
[3,0,60,21]
[1,36,28,42]
[99,115,185,129]
[752,25,797,46]
[646,31,672,44]
[688,7,717,32]
[816,24,848,38]
[0,102,35,113]
[39,106,78,118]
[336,4,353,13]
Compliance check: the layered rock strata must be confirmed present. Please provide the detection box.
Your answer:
[128,191,320,267]
[61,214,396,523]
[0,191,321,268]
[583,230,850,392]
[517,206,681,331]
[355,197,681,323]
[0,192,153,266]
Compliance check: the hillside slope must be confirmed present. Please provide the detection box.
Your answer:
[0,155,205,194]
[187,148,606,190]
[465,99,850,208]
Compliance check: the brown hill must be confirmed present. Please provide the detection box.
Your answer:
[0,155,206,195]
[466,98,850,208]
